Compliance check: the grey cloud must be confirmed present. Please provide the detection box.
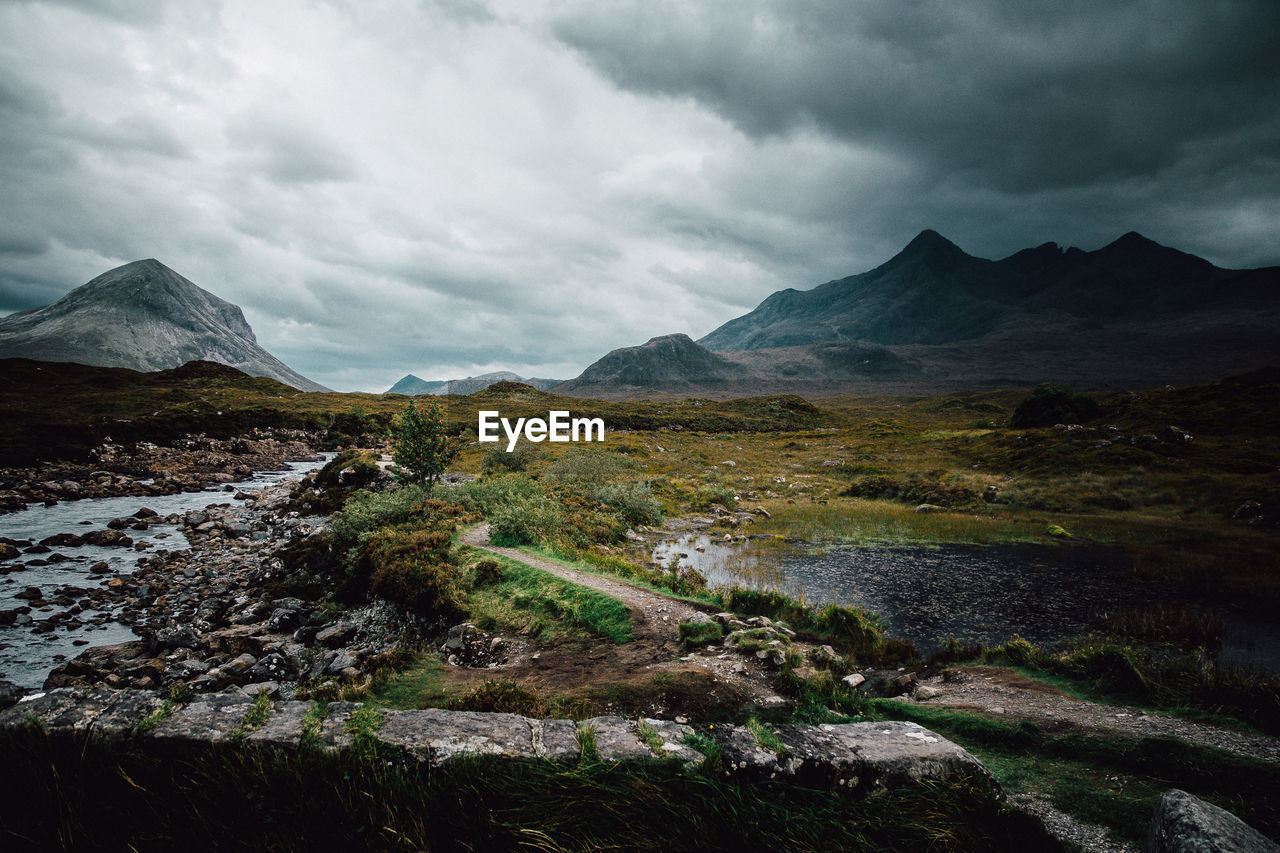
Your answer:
[226,110,358,185]
[72,114,189,158]
[554,1,1280,193]
[10,0,169,25]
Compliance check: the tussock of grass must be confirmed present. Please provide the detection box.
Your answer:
[746,717,786,758]
[677,620,723,647]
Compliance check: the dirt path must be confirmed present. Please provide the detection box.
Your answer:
[460,523,710,629]
[906,667,1280,852]
[454,524,787,710]
[914,666,1280,764]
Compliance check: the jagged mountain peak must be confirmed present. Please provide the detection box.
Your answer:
[884,229,971,268]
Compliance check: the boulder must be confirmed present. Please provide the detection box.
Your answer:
[1145,789,1278,853]
[83,529,132,547]
[315,622,356,648]
[39,533,85,548]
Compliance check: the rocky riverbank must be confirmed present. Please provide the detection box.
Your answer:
[0,432,321,515]
[1,465,418,702]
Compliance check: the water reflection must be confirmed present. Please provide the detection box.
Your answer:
[653,534,1278,672]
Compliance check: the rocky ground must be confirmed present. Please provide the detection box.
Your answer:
[1,465,419,702]
[0,432,320,515]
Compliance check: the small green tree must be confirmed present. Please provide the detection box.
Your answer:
[390,400,460,494]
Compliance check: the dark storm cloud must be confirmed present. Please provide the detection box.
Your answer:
[553,0,1280,192]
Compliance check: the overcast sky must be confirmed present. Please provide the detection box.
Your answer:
[2,0,1278,392]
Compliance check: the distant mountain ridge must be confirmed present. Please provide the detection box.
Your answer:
[556,230,1280,398]
[552,333,737,396]
[0,259,328,391]
[697,229,1265,351]
[386,370,561,396]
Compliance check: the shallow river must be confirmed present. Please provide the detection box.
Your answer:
[0,457,329,688]
[654,533,1279,672]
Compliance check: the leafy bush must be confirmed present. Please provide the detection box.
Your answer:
[488,492,565,547]
[481,443,541,474]
[596,481,664,527]
[449,474,542,515]
[358,526,460,618]
[391,399,460,493]
[1009,383,1101,428]
[328,485,432,555]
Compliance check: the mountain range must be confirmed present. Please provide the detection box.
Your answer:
[551,230,1280,397]
[0,259,328,392]
[386,371,561,396]
[4,230,1275,399]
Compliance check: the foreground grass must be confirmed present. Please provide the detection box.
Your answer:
[0,729,1058,852]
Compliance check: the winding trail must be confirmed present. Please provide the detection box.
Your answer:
[917,666,1280,765]
[456,523,786,707]
[460,524,710,631]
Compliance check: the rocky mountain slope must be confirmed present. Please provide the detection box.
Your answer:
[386,371,560,396]
[698,229,1276,351]
[0,259,327,392]
[558,231,1279,398]
[553,333,738,396]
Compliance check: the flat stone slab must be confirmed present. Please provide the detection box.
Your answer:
[0,688,84,732]
[245,700,314,750]
[640,718,703,765]
[315,700,362,750]
[147,693,253,746]
[86,689,163,744]
[532,718,580,762]
[779,720,994,792]
[580,716,652,762]
[0,689,997,798]
[377,708,538,763]
[710,723,782,778]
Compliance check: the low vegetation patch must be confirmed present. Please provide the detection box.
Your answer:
[678,619,724,647]
[933,635,1280,735]
[459,547,633,645]
[721,587,885,661]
